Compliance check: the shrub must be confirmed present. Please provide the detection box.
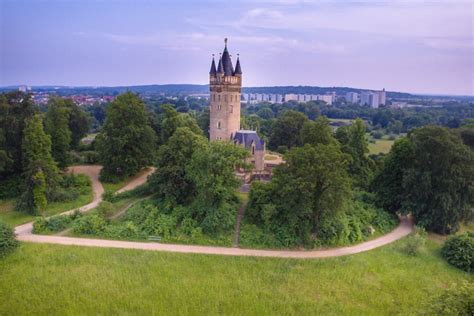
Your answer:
[102,191,117,203]
[426,281,474,316]
[104,222,141,239]
[317,215,350,247]
[33,213,79,234]
[441,233,474,272]
[371,130,383,139]
[73,214,107,235]
[81,151,100,164]
[0,221,19,257]
[402,226,427,256]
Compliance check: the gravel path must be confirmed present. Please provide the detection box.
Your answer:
[15,165,413,258]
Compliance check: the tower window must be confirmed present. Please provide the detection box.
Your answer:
[230,95,233,102]
[213,94,216,102]
[225,95,228,102]
[230,105,233,113]
[218,94,220,101]
[218,104,221,110]
[217,121,221,129]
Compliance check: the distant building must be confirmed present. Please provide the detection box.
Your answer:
[360,89,386,108]
[345,92,359,103]
[284,94,298,102]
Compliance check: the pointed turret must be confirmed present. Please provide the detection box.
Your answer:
[209,55,217,75]
[217,54,223,74]
[234,55,242,76]
[222,38,234,76]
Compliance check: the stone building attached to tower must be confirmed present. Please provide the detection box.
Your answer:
[209,39,265,171]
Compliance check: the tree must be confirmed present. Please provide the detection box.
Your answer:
[301,116,336,146]
[186,141,249,234]
[158,104,202,144]
[0,92,37,177]
[45,98,72,168]
[66,99,91,148]
[269,110,308,150]
[96,92,157,181]
[337,119,375,189]
[256,107,274,120]
[148,127,207,205]
[247,143,351,246]
[18,114,61,214]
[373,126,474,234]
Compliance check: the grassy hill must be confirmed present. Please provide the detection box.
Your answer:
[0,239,471,315]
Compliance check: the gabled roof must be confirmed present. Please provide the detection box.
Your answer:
[233,130,265,151]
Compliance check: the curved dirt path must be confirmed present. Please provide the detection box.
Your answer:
[15,165,413,258]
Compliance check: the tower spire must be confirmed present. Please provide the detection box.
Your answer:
[209,54,217,75]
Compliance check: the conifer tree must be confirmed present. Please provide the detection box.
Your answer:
[17,114,60,214]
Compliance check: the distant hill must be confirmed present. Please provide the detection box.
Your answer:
[0,84,413,98]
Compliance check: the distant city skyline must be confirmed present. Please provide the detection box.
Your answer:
[1,0,473,95]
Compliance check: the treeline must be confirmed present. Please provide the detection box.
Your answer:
[0,92,91,214]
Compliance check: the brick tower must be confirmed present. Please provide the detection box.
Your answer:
[209,38,242,141]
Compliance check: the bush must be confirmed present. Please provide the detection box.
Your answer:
[371,130,383,139]
[441,233,474,272]
[73,214,107,235]
[102,191,117,203]
[0,221,19,257]
[426,281,474,316]
[402,226,427,256]
[104,222,141,239]
[33,213,81,234]
[81,151,100,164]
[317,215,350,247]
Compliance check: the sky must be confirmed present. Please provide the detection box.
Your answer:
[0,0,473,95]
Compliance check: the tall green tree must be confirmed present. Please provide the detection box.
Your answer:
[301,116,337,146]
[269,110,308,150]
[247,143,351,246]
[373,126,474,234]
[65,99,91,148]
[337,118,374,188]
[45,98,72,168]
[18,114,61,214]
[148,127,207,205]
[0,92,37,177]
[157,104,202,144]
[186,141,249,234]
[96,92,157,181]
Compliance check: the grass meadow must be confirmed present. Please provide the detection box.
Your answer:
[0,239,471,315]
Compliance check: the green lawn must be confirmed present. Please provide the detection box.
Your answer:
[368,139,395,155]
[0,240,471,315]
[0,187,93,227]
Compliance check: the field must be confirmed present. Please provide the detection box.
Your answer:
[368,139,395,155]
[0,239,471,315]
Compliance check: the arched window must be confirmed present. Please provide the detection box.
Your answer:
[217,121,221,129]
[230,105,233,113]
[213,94,215,102]
[230,95,233,102]
[218,104,221,110]
[224,95,228,102]
[218,94,220,101]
